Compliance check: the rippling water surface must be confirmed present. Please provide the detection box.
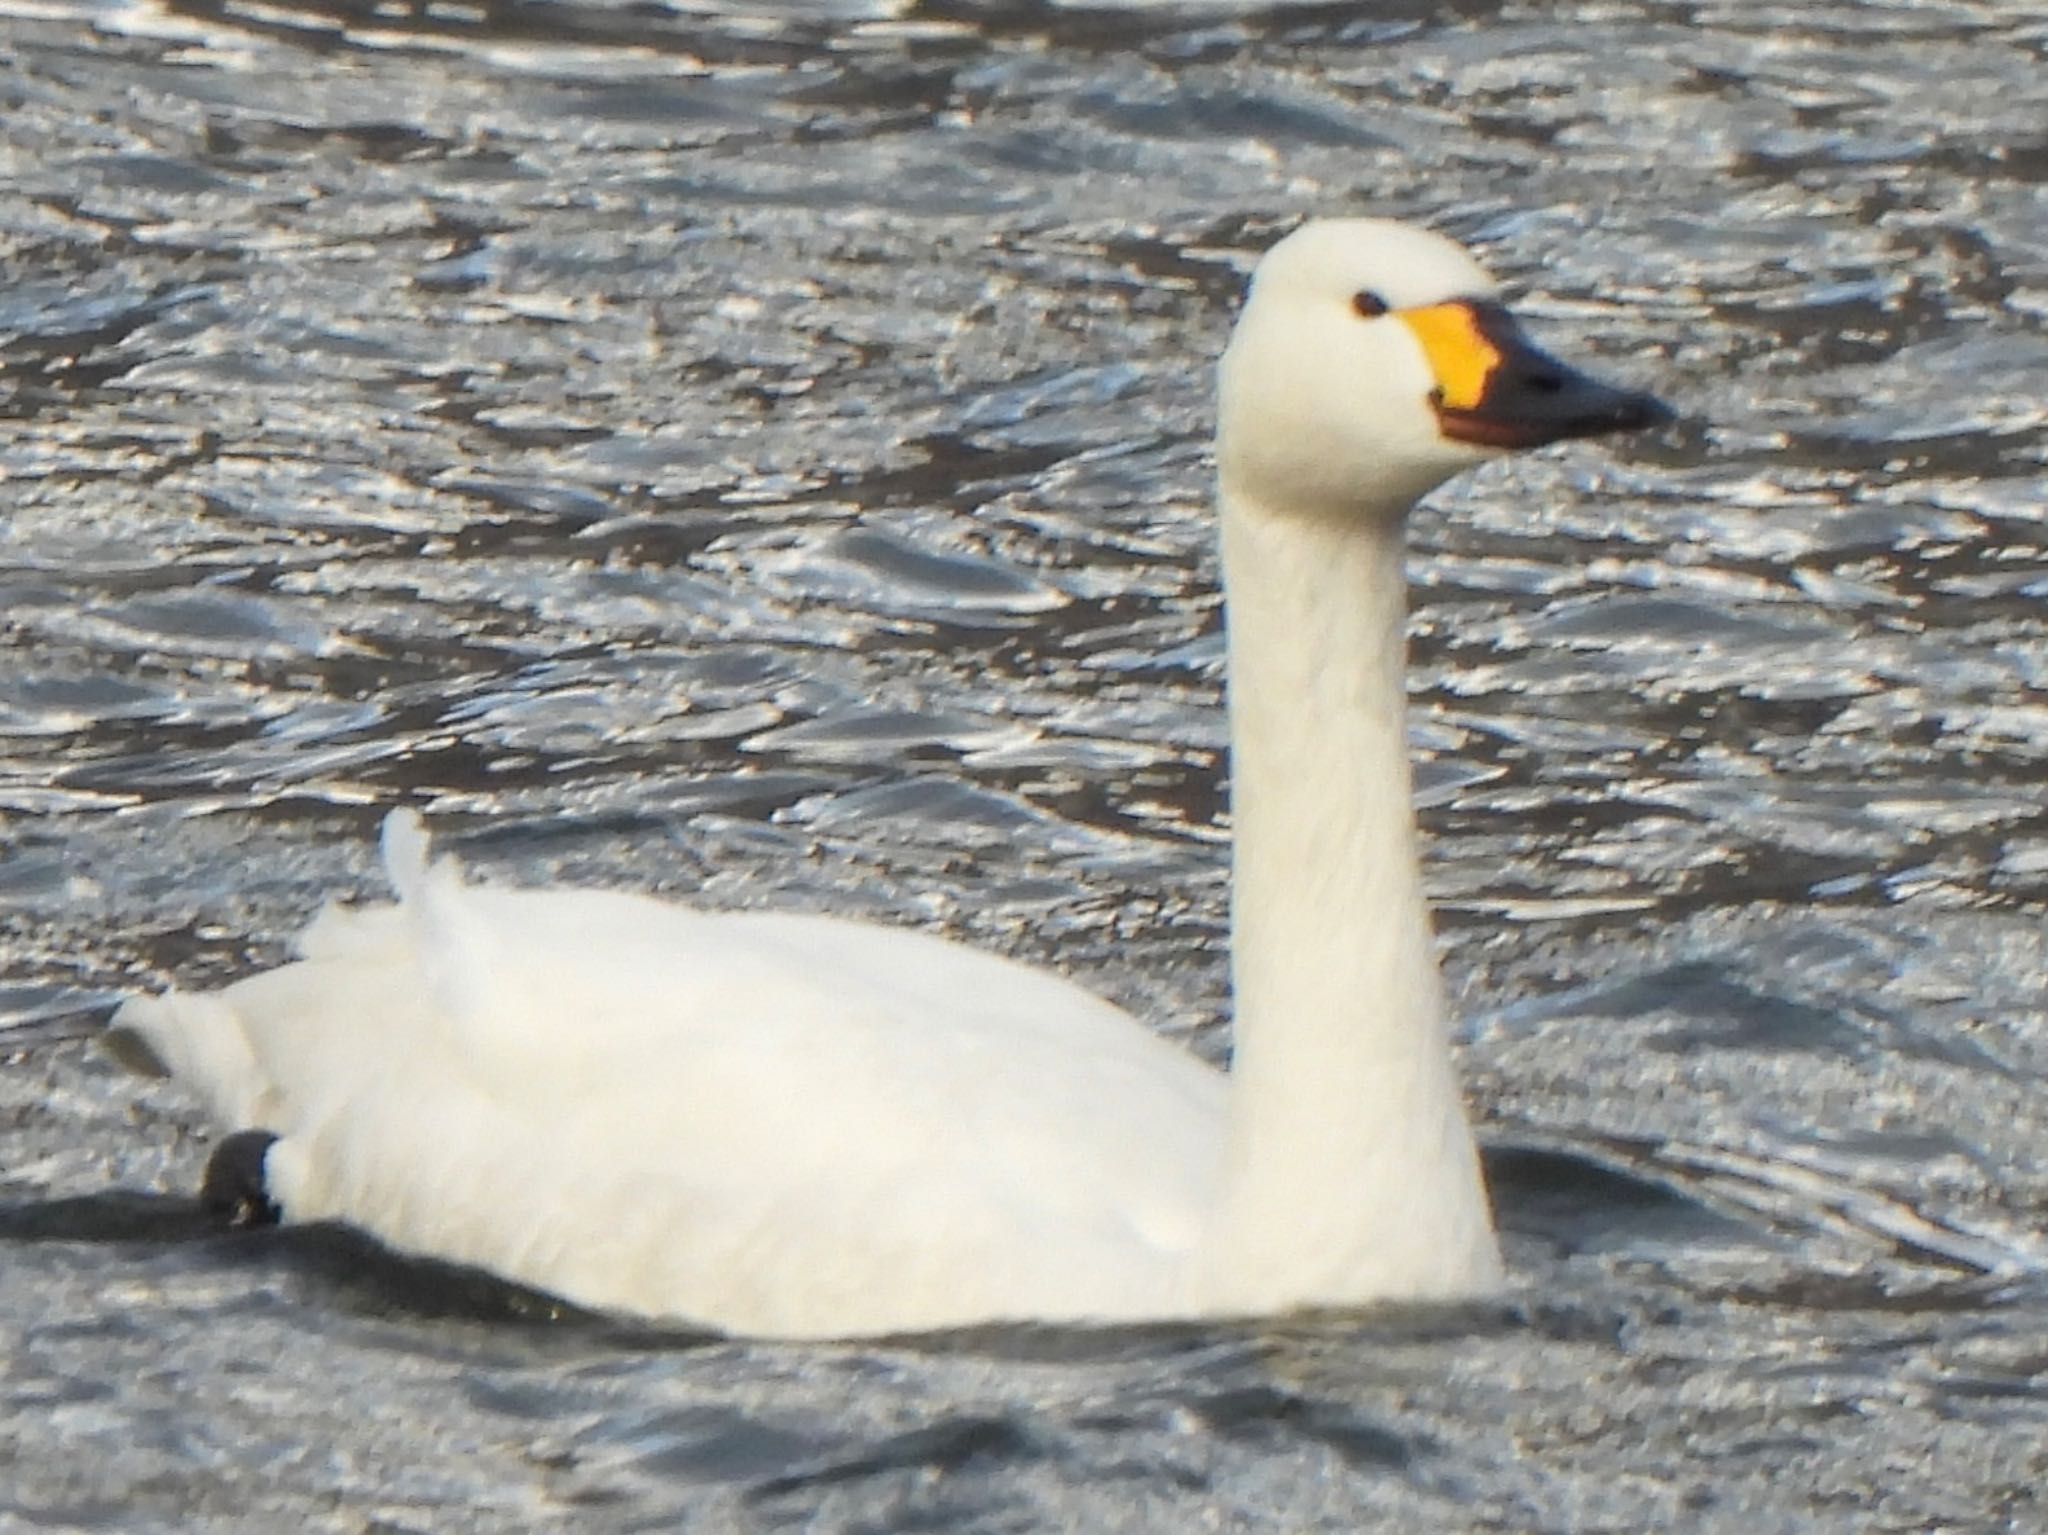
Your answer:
[4,0,2048,1528]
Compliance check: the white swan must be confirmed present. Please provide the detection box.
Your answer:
[109,220,1667,1338]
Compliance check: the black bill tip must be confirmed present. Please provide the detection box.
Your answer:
[1437,369,1672,452]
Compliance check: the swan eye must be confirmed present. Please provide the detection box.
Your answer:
[1351,291,1390,319]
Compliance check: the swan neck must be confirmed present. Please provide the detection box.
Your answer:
[1201,490,1499,1310]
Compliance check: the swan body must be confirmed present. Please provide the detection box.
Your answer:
[112,220,1666,1338]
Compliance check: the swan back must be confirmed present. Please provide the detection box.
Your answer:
[114,819,1230,1335]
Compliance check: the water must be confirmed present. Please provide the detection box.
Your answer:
[3,0,2047,1527]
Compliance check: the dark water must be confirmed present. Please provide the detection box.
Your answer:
[3,0,2047,1528]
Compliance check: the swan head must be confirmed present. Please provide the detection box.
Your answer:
[1217,219,1670,520]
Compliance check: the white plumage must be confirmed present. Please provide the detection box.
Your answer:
[113,219,1665,1337]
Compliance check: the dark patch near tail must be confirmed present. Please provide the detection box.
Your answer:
[201,1130,282,1227]
[98,1019,170,1076]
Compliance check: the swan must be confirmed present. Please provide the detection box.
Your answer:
[108,219,1668,1338]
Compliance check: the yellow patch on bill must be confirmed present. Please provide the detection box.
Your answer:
[1398,303,1501,412]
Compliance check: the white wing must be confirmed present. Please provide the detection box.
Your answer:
[113,814,1226,1336]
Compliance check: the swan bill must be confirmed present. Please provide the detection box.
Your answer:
[1401,300,1672,451]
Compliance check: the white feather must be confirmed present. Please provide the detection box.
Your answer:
[111,219,1658,1337]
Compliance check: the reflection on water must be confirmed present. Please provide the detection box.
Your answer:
[3,0,2047,1528]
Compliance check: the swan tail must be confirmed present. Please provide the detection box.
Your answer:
[108,811,485,1118]
[103,991,277,1130]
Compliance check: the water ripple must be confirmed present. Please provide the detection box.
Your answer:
[3,0,2047,1529]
